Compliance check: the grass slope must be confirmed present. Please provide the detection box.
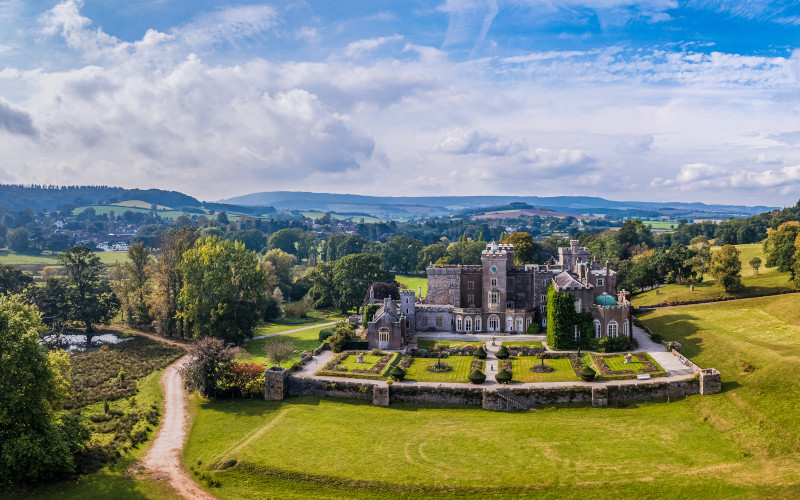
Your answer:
[632,243,795,307]
[396,274,428,297]
[181,293,800,498]
[239,320,334,367]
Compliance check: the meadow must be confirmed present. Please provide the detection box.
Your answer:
[395,274,428,297]
[181,293,800,499]
[239,320,335,367]
[632,243,795,307]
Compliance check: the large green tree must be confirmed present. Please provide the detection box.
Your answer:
[710,244,744,292]
[501,232,538,265]
[308,253,393,313]
[617,219,655,258]
[267,228,317,260]
[416,243,448,270]
[125,242,151,326]
[0,264,33,294]
[380,235,423,274]
[177,236,269,343]
[58,246,120,339]
[764,221,800,281]
[148,227,198,338]
[262,248,297,299]
[0,294,90,483]
[7,227,29,253]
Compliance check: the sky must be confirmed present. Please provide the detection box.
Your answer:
[0,1,800,206]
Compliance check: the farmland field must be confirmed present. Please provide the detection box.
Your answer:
[181,293,800,499]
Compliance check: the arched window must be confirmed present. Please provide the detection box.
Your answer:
[623,319,629,336]
[488,315,500,331]
[575,299,582,313]
[526,317,532,328]
[465,316,472,331]
[475,317,482,332]
[607,320,618,338]
[515,317,523,332]
[594,320,601,338]
[456,316,463,331]
[506,317,514,331]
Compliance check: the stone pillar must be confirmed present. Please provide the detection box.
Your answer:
[591,386,608,408]
[264,366,290,401]
[481,390,499,411]
[699,369,722,395]
[373,385,390,407]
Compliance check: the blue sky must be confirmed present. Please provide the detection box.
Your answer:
[0,1,799,205]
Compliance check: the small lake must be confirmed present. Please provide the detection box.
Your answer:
[41,333,134,353]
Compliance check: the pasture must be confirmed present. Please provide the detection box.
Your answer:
[395,274,428,297]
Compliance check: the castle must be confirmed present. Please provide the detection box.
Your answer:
[367,240,632,350]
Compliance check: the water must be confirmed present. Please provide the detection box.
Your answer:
[40,333,134,353]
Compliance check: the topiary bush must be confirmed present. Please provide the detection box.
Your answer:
[496,345,510,359]
[318,327,336,343]
[580,365,596,382]
[526,323,540,335]
[468,369,486,384]
[475,346,487,359]
[389,366,406,381]
[495,369,512,384]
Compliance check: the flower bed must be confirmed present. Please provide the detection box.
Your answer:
[501,341,544,357]
[314,351,398,380]
[590,353,667,380]
[426,360,454,373]
[404,356,476,383]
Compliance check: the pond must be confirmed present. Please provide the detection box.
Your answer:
[40,333,134,352]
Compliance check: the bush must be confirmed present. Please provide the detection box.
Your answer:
[526,323,540,335]
[496,345,510,359]
[596,336,630,353]
[650,333,663,344]
[580,365,596,382]
[468,370,486,384]
[284,300,311,319]
[475,346,487,359]
[328,332,347,353]
[495,369,512,384]
[389,366,406,381]
[264,338,294,365]
[318,327,336,343]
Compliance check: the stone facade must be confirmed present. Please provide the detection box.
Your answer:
[264,366,290,401]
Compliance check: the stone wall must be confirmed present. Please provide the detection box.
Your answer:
[287,376,374,401]
[426,267,461,306]
[390,384,484,406]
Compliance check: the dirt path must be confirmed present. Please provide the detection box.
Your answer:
[129,331,216,500]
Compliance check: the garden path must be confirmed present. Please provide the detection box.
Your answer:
[248,321,336,341]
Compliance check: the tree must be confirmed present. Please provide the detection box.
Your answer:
[59,246,120,339]
[25,278,70,332]
[501,232,537,264]
[181,337,236,398]
[0,264,33,294]
[125,242,151,326]
[148,227,198,337]
[710,245,744,292]
[750,256,762,276]
[307,262,336,308]
[445,235,485,265]
[263,338,294,365]
[0,294,90,483]
[177,236,269,343]
[380,235,423,274]
[616,219,655,258]
[267,228,316,260]
[417,243,447,271]
[764,221,800,280]
[331,253,394,313]
[7,227,29,253]
[689,236,712,281]
[262,248,297,298]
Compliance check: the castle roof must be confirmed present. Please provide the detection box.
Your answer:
[594,292,618,306]
[554,271,587,290]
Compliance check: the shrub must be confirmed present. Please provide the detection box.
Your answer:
[580,365,596,382]
[596,336,630,353]
[526,323,540,335]
[496,345,510,360]
[318,327,336,343]
[389,366,406,381]
[495,369,512,384]
[370,348,383,356]
[328,332,347,353]
[475,346,487,359]
[284,300,311,319]
[468,370,486,384]
[650,333,663,344]
[264,338,294,365]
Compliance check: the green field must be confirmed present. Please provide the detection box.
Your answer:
[178,293,800,498]
[0,250,127,266]
[240,320,334,367]
[632,244,795,307]
[508,356,579,383]
[403,356,478,383]
[644,220,679,230]
[396,274,428,297]
[301,211,381,223]
[501,341,543,348]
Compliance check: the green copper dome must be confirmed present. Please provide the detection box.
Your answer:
[594,293,618,306]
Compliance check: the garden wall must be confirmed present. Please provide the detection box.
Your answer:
[389,385,484,406]
[287,377,374,401]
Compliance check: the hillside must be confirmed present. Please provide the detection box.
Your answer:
[221,191,777,221]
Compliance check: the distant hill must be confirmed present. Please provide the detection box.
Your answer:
[220,191,778,221]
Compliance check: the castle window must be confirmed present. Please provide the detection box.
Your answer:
[491,278,498,287]
[422,317,428,327]
[540,295,546,303]
[456,316,462,331]
[623,320,629,336]
[506,300,514,309]
[526,317,532,328]
[435,317,443,328]
[540,305,546,312]
[379,330,389,343]
[594,320,601,338]
[607,320,618,338]
[467,294,474,304]
[490,292,499,305]
[465,317,472,331]
[488,315,499,331]
[575,299,582,313]
[467,281,475,290]
[475,317,481,331]
[506,317,514,331]
[597,278,604,287]
[515,317,523,331]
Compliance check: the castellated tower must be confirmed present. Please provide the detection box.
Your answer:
[399,290,416,335]
[481,241,515,314]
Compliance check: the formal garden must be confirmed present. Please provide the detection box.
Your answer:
[314,350,399,380]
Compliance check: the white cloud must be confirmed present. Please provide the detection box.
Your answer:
[0,98,37,137]
[435,129,526,156]
[343,35,403,58]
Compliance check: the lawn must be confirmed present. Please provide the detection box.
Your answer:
[396,274,428,297]
[178,292,800,499]
[240,323,332,367]
[417,340,484,350]
[501,341,543,348]
[508,356,579,383]
[591,352,666,380]
[315,352,398,380]
[403,356,478,383]
[631,243,794,307]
